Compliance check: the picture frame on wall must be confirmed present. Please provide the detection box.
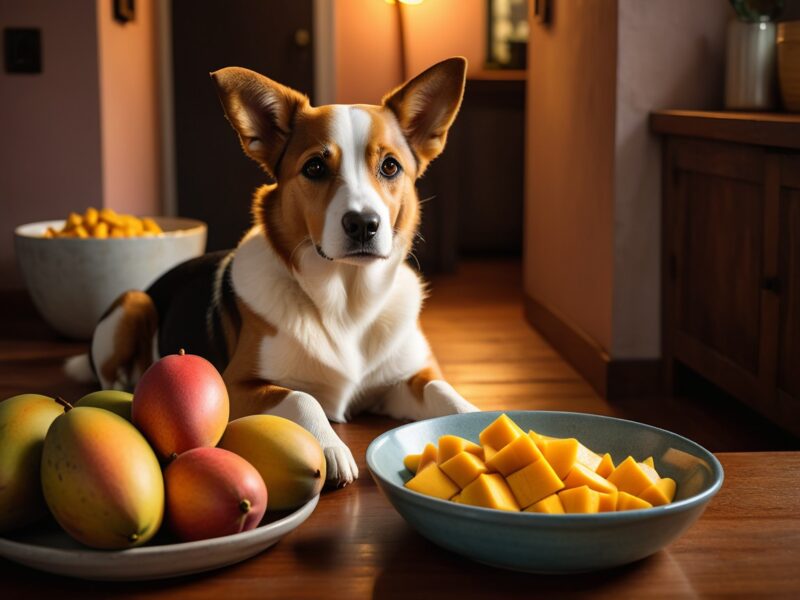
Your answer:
[485,0,529,69]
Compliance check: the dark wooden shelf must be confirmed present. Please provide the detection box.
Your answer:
[651,110,800,150]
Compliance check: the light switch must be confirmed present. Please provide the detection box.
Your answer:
[4,28,42,74]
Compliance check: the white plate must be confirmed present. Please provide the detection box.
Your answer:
[0,495,318,581]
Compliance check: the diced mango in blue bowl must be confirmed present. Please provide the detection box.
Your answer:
[366,411,723,573]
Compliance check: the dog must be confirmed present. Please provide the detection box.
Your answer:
[66,57,478,487]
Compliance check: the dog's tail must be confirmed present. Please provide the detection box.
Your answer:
[64,354,97,383]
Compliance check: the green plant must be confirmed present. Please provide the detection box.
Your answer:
[730,0,785,22]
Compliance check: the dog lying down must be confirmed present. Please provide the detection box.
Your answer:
[66,57,479,488]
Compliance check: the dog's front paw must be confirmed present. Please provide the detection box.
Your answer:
[323,444,359,487]
[424,380,479,415]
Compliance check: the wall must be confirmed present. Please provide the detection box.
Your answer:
[96,0,161,216]
[0,0,162,289]
[524,0,618,352]
[0,0,103,289]
[333,0,485,104]
[525,0,730,362]
[612,0,728,358]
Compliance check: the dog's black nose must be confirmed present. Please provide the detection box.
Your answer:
[342,211,380,243]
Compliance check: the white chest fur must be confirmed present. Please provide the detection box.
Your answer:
[230,227,430,421]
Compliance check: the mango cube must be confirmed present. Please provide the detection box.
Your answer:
[563,463,618,494]
[479,414,524,450]
[437,434,483,464]
[505,458,565,509]
[486,433,543,477]
[607,456,657,496]
[576,443,602,471]
[459,473,520,512]
[482,443,498,468]
[558,485,600,513]
[403,453,421,473]
[440,451,488,489]
[642,456,655,469]
[597,489,619,512]
[405,463,459,500]
[541,437,580,479]
[617,491,653,511]
[417,443,438,473]
[595,453,615,478]
[638,461,661,483]
[639,477,676,506]
[524,493,565,514]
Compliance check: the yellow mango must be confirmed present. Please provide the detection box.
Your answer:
[93,221,109,238]
[403,453,421,473]
[486,433,543,477]
[607,456,657,496]
[577,443,602,471]
[417,443,438,472]
[479,414,524,450]
[482,443,498,469]
[84,207,99,227]
[559,485,600,514]
[639,477,676,506]
[563,463,618,494]
[65,212,82,229]
[639,461,661,483]
[142,217,163,234]
[524,493,565,514]
[597,489,619,512]
[595,452,615,478]
[405,463,459,500]
[642,456,655,469]
[505,457,565,509]
[100,207,123,227]
[541,437,579,479]
[617,491,653,511]
[459,473,520,512]
[437,434,483,464]
[440,451,488,489]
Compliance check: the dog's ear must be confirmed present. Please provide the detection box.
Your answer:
[211,67,309,177]
[382,57,467,173]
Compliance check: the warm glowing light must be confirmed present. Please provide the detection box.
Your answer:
[385,0,424,5]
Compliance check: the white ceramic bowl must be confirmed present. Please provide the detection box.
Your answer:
[14,217,207,340]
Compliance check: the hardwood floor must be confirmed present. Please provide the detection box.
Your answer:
[1,260,797,452]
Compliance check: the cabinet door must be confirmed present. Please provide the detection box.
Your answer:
[667,139,766,404]
[777,155,800,429]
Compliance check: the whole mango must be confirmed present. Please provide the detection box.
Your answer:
[74,390,133,421]
[165,447,267,541]
[132,350,229,460]
[41,407,164,549]
[220,415,325,511]
[0,394,68,533]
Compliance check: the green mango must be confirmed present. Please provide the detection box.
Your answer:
[74,390,133,421]
[41,407,164,549]
[0,394,68,533]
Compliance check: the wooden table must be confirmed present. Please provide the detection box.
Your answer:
[3,432,798,598]
[2,266,799,597]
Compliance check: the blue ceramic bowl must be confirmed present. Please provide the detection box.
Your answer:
[366,411,724,573]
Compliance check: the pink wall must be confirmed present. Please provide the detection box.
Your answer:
[333,0,486,104]
[611,0,728,358]
[97,0,161,217]
[0,0,103,289]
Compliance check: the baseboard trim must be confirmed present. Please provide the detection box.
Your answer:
[523,293,662,399]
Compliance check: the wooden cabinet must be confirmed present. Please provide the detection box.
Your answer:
[653,111,800,436]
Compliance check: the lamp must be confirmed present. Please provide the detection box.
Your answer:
[385,0,425,81]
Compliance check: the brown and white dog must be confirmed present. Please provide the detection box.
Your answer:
[66,57,478,487]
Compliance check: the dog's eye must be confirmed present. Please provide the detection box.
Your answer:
[380,157,401,179]
[302,157,327,180]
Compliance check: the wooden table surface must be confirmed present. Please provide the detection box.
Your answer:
[2,262,799,597]
[3,443,799,598]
